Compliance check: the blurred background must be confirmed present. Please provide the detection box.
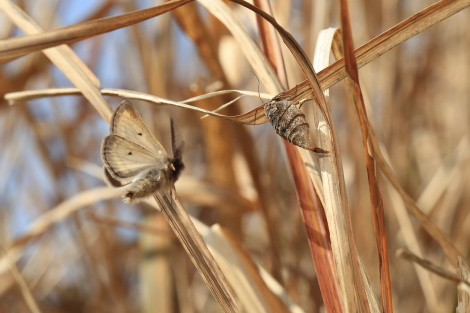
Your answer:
[1,0,469,312]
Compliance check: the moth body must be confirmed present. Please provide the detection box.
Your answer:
[122,163,175,203]
[101,101,185,203]
[265,98,311,150]
[264,98,330,154]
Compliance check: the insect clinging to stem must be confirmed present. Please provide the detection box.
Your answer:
[264,96,330,154]
[101,100,185,203]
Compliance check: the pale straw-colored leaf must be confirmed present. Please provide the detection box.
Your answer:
[312,26,369,312]
[204,0,368,310]
[0,0,194,63]
[153,192,239,312]
[2,249,41,313]
[457,256,470,313]
[197,0,283,95]
[0,187,123,284]
[385,174,442,313]
[0,0,112,122]
[397,249,470,288]
[282,0,470,97]
[5,87,271,124]
[193,222,304,313]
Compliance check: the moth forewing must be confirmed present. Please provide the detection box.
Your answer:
[103,167,125,188]
[111,101,167,156]
[102,135,162,179]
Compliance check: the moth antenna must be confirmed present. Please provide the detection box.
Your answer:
[251,71,264,104]
[170,118,185,160]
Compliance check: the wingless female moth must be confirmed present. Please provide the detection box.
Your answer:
[265,96,330,154]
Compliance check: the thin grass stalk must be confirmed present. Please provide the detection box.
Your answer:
[331,16,467,277]
[252,0,289,286]
[171,4,245,237]
[397,250,470,288]
[373,142,465,264]
[172,0,273,210]
[153,192,239,313]
[384,182,441,312]
[457,256,470,313]
[201,225,293,313]
[253,0,287,85]
[0,0,195,63]
[284,144,342,312]
[278,0,470,100]
[3,249,42,313]
[252,1,343,310]
[4,2,468,127]
[0,0,112,122]
[230,2,369,312]
[2,0,468,98]
[338,0,392,312]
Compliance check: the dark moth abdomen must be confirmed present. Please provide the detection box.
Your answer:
[265,99,312,150]
[264,98,329,153]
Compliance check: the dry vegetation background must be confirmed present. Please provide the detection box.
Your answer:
[0,0,470,312]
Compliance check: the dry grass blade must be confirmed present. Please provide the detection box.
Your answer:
[0,0,112,121]
[2,249,41,313]
[202,225,292,313]
[397,249,470,287]
[457,257,470,313]
[338,0,392,311]
[252,25,343,311]
[284,145,342,312]
[253,0,287,85]
[198,0,283,94]
[188,220,307,313]
[142,200,298,312]
[6,87,271,125]
[313,27,368,313]
[281,0,470,99]
[5,86,278,111]
[228,1,370,312]
[229,0,329,119]
[0,0,98,84]
[153,192,239,312]
[2,0,469,311]
[310,0,470,283]
[0,0,194,63]
[370,132,465,265]
[185,90,273,102]
[385,180,441,312]
[0,188,122,265]
[0,187,123,296]
[176,177,257,214]
[415,137,470,213]
[458,286,470,313]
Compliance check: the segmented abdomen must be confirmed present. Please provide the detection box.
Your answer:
[264,99,311,150]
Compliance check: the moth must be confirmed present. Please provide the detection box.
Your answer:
[102,100,185,203]
[264,97,329,154]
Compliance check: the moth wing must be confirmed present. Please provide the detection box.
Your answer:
[111,101,167,155]
[103,167,125,187]
[102,135,166,182]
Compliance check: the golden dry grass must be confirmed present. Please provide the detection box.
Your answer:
[1,0,470,312]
